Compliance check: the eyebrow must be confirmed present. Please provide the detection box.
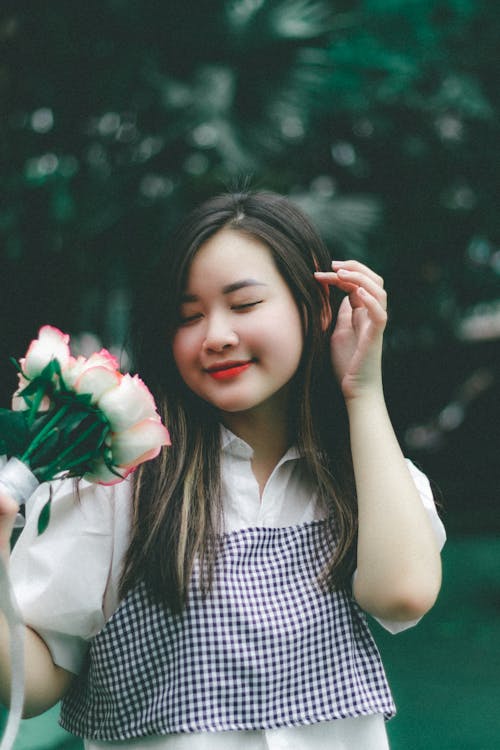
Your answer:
[180,278,267,303]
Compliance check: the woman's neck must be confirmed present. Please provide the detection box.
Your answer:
[221,397,293,496]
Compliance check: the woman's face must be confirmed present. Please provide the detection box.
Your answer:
[171,228,304,423]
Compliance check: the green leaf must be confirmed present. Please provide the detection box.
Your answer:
[73,392,94,407]
[37,498,52,535]
[9,357,22,374]
[41,359,62,381]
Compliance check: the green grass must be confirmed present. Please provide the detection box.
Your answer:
[2,536,499,749]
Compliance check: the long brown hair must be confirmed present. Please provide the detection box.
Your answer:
[120,191,357,612]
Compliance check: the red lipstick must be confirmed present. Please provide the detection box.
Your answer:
[206,361,252,380]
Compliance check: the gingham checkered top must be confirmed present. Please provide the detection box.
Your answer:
[60,520,395,741]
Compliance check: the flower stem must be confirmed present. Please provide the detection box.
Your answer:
[20,405,70,463]
[39,419,107,480]
[27,387,47,424]
[36,450,98,483]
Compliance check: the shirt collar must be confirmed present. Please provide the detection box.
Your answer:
[220,425,301,464]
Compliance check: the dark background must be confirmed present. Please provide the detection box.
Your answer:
[1,1,499,747]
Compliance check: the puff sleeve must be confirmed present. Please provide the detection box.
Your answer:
[9,477,132,675]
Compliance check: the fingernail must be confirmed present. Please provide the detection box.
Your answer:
[338,268,351,276]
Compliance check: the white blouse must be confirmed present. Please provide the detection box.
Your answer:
[9,430,446,750]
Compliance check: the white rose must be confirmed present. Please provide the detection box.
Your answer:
[62,349,120,389]
[110,418,171,469]
[97,374,159,432]
[72,366,121,403]
[22,325,71,379]
[83,458,130,486]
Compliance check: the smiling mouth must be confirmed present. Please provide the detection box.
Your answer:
[206,361,253,380]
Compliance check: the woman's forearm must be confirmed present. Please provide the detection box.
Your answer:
[0,608,73,718]
[347,391,442,622]
[0,486,74,717]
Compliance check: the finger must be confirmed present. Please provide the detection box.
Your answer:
[314,271,357,292]
[335,294,354,322]
[355,287,388,327]
[0,488,20,516]
[314,271,386,310]
[314,274,361,307]
[331,259,384,287]
[335,269,387,309]
[313,274,332,293]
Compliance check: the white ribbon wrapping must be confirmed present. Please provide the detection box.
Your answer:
[0,458,39,750]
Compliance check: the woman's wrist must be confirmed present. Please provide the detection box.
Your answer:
[343,384,386,415]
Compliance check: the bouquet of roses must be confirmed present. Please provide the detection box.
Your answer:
[0,325,170,750]
[0,325,170,532]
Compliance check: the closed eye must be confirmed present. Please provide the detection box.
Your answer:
[178,313,202,325]
[232,300,263,311]
[178,300,263,324]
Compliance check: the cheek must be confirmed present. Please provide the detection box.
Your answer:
[171,331,195,374]
[258,310,304,365]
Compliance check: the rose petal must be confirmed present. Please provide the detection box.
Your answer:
[11,373,30,411]
[88,349,120,370]
[62,350,120,389]
[97,374,159,432]
[111,419,170,469]
[61,356,87,389]
[23,325,71,378]
[83,459,131,486]
[11,393,27,411]
[74,366,122,403]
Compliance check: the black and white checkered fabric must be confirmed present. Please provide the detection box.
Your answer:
[60,520,395,741]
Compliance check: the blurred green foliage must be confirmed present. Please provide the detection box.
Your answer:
[1,0,499,528]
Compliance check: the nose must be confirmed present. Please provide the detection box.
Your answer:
[202,312,239,352]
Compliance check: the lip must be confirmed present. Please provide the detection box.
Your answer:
[205,360,253,380]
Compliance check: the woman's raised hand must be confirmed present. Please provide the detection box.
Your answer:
[314,260,388,402]
[0,487,19,565]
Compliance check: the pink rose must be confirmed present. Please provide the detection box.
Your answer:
[83,458,132,485]
[21,325,70,379]
[97,373,160,432]
[110,418,171,469]
[84,418,170,485]
[68,365,122,403]
[4,326,170,492]
[62,349,120,390]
